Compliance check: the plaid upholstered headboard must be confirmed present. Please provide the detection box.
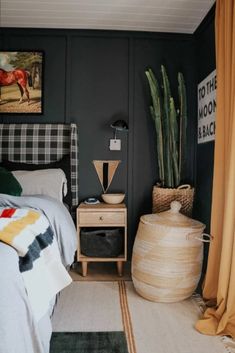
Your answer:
[0,123,79,210]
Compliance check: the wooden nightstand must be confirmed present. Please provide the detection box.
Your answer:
[77,202,127,277]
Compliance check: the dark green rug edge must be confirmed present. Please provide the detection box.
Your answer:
[50,331,129,353]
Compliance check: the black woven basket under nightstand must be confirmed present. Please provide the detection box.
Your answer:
[80,227,124,257]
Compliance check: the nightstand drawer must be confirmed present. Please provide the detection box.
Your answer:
[78,211,125,225]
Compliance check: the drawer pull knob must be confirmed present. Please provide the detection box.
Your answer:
[99,216,103,221]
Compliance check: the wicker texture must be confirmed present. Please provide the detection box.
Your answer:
[152,185,194,216]
[132,206,205,303]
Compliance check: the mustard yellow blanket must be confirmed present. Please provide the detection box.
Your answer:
[0,207,71,321]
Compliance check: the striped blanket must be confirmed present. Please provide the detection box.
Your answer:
[0,207,72,321]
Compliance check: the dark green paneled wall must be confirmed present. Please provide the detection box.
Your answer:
[194,9,216,228]
[0,28,197,254]
[69,36,129,203]
[194,6,216,275]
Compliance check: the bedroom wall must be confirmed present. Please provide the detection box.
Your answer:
[193,6,216,274]
[0,28,197,255]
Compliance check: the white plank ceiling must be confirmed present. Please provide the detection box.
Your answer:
[0,0,215,34]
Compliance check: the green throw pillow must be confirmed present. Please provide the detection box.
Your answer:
[0,167,22,196]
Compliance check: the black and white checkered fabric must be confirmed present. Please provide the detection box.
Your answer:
[0,123,78,209]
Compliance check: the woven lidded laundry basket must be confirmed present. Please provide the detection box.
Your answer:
[132,201,207,303]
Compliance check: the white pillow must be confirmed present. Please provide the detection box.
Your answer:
[12,169,67,202]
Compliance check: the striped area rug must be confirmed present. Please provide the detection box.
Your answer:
[52,281,231,353]
[118,281,136,353]
[52,281,136,353]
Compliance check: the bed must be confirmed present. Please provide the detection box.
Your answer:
[0,123,79,353]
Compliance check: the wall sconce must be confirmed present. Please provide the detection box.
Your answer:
[109,119,129,151]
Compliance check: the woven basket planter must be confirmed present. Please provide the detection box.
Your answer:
[152,184,194,216]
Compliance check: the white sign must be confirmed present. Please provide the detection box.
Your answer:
[198,70,216,144]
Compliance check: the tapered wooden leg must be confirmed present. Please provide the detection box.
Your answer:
[81,261,88,277]
[117,261,123,276]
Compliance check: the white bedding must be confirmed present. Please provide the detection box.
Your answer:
[12,169,68,202]
[0,194,77,353]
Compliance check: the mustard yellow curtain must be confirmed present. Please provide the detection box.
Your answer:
[195,0,235,338]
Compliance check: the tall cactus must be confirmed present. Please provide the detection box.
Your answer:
[161,65,173,187]
[169,97,180,186]
[178,72,187,182]
[145,69,164,184]
[145,65,187,188]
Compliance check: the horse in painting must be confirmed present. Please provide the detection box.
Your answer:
[0,68,30,104]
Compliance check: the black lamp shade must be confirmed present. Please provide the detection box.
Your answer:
[110,120,129,131]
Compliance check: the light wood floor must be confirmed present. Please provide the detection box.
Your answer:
[70,261,132,281]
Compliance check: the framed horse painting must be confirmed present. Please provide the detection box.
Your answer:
[0,51,44,114]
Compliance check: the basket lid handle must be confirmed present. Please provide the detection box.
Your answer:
[170,201,182,213]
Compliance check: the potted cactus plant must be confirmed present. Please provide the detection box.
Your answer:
[145,65,194,216]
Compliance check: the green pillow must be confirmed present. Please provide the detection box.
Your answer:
[0,167,22,196]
